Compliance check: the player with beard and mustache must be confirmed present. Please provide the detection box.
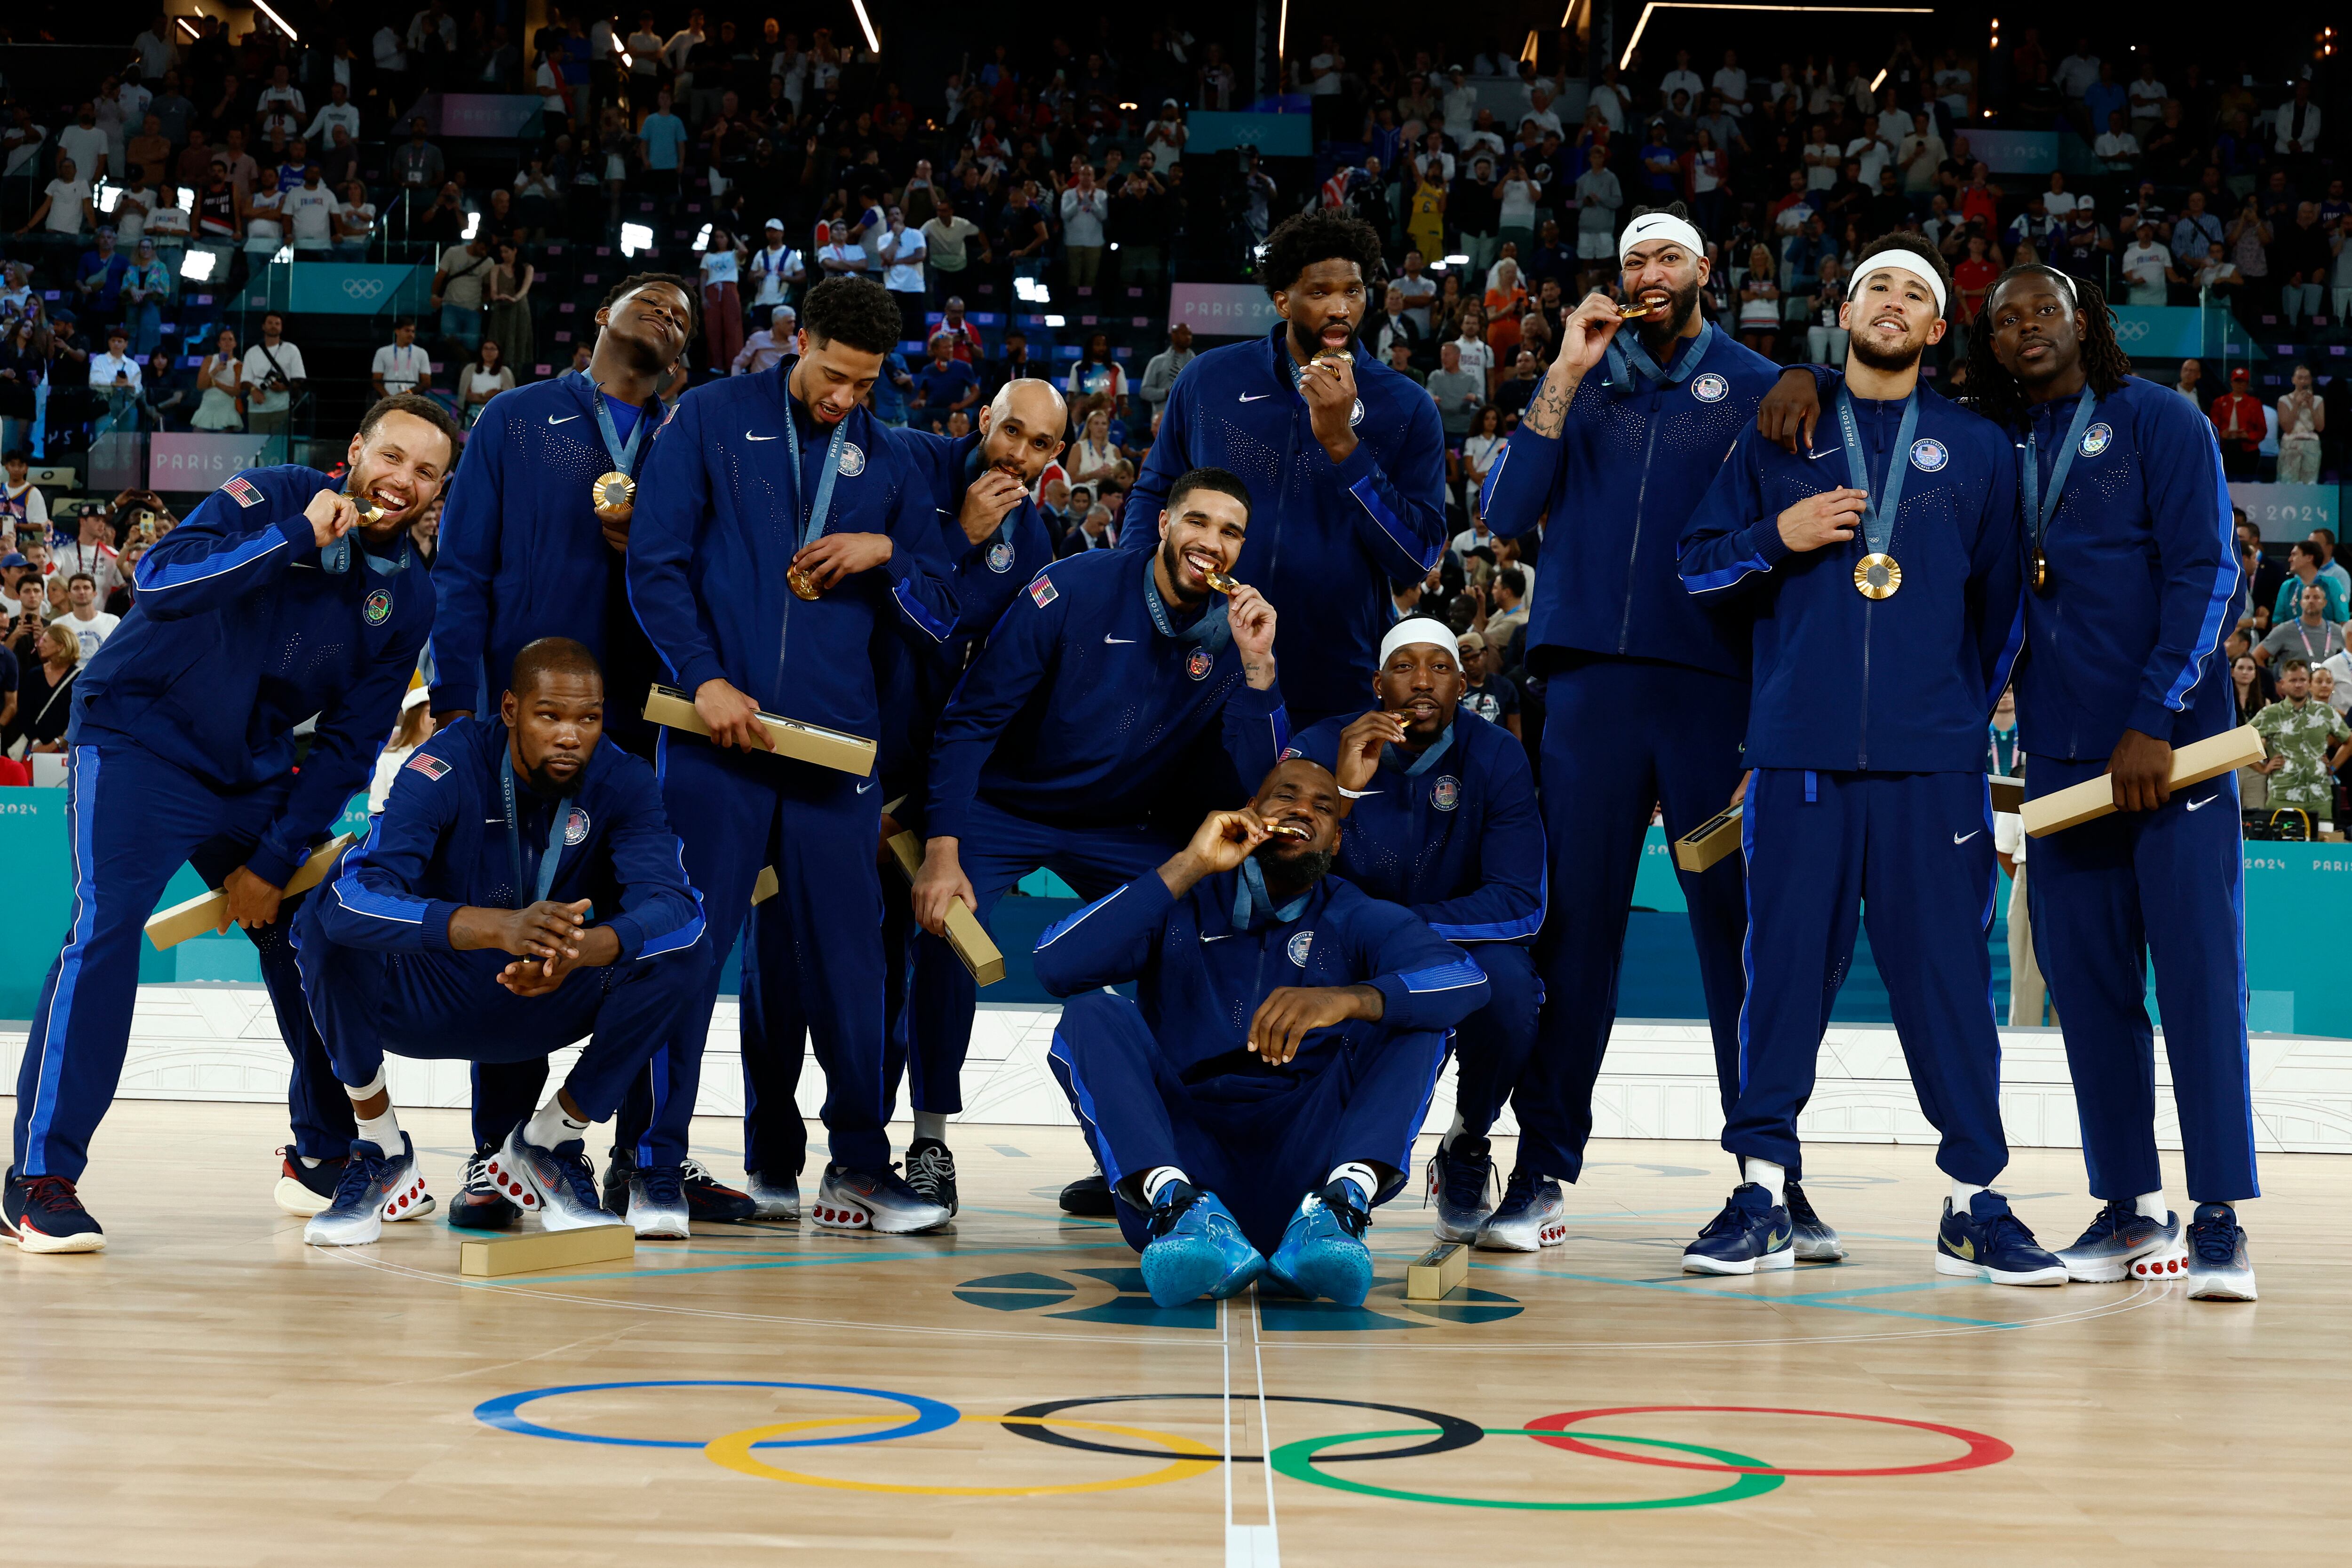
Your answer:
[1677,233,2062,1285]
[1034,758,1492,1307]
[5,396,457,1254]
[1129,211,1447,728]
[732,379,1068,1220]
[1473,204,1804,1255]
[913,468,1283,1217]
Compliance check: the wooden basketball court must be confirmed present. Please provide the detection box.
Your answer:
[4,1098,2337,1565]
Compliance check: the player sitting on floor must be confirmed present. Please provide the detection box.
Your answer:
[1035,758,1491,1307]
[294,638,707,1245]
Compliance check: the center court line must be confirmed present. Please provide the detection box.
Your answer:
[1224,1294,1278,1568]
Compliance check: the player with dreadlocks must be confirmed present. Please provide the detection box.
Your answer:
[1979,262,2258,1303]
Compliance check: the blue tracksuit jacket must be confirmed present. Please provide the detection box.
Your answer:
[1128,326,1449,723]
[872,427,1057,821]
[2009,375,2238,760]
[1277,710,1545,944]
[1032,866,1492,1076]
[310,716,703,963]
[72,463,433,885]
[923,548,1289,840]
[624,358,959,742]
[1478,321,1781,678]
[427,373,662,716]
[1678,374,2025,772]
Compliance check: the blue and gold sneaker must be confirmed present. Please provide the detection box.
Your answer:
[1267,1180,1375,1306]
[303,1134,435,1246]
[1138,1181,1264,1307]
[2055,1200,2181,1283]
[1936,1192,2066,1286]
[1682,1183,1794,1275]
[2184,1203,2258,1302]
[1427,1134,1496,1243]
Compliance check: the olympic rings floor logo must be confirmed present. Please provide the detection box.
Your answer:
[473,1383,2011,1509]
[953,1266,1523,1330]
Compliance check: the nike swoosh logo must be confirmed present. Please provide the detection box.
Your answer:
[1766,1229,1789,1248]
[1104,634,1136,644]
[1200,933,1234,942]
[1953,830,1981,845]
[1239,392,1272,403]
[1806,447,1831,459]
[2185,795,2217,812]
[855,780,875,794]
[746,431,780,441]
[548,413,581,425]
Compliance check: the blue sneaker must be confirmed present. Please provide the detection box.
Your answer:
[1138,1181,1264,1307]
[3,1170,106,1254]
[1682,1183,1794,1275]
[1427,1134,1495,1243]
[2184,1203,2258,1301]
[627,1163,691,1239]
[302,1134,436,1246]
[1936,1192,2066,1286]
[1474,1166,1565,1252]
[2055,1200,2181,1283]
[485,1126,618,1232]
[447,1149,521,1231]
[1267,1181,1374,1306]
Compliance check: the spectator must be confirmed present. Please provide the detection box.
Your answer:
[1454,631,1521,737]
[452,336,513,426]
[2251,658,2352,816]
[241,311,307,439]
[1066,405,1129,491]
[2276,366,2324,485]
[8,623,78,759]
[1483,257,1528,357]
[732,303,797,375]
[746,218,803,313]
[1461,403,1504,507]
[1138,325,1194,425]
[2273,203,2329,327]
[921,196,985,301]
[2174,359,2205,409]
[1427,340,1483,444]
[697,225,744,375]
[2,452,50,541]
[331,179,377,260]
[2272,542,2348,626]
[2118,223,2177,307]
[191,325,244,430]
[89,327,142,431]
[876,206,928,341]
[136,347,187,430]
[2258,582,2348,670]
[58,571,118,659]
[1059,162,1109,289]
[1738,244,1781,359]
[1064,331,1127,414]
[282,165,339,255]
[910,333,978,420]
[389,117,446,195]
[2310,529,2351,599]
[16,154,95,247]
[1053,502,1118,557]
[432,230,495,351]
[55,504,121,598]
[371,317,431,399]
[1493,349,1542,421]
[2209,367,2265,479]
[119,238,173,357]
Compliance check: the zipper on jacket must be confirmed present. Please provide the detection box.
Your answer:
[1858,598,1872,769]
[1618,395,1660,652]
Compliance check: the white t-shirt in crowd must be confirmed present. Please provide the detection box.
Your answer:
[243,340,307,413]
[68,610,120,659]
[373,341,429,392]
[882,225,927,292]
[699,245,739,286]
[43,178,91,234]
[284,183,339,246]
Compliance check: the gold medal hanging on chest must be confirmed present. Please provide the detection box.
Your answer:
[590,471,636,523]
[786,565,822,601]
[2028,546,2050,594]
[1853,552,1902,599]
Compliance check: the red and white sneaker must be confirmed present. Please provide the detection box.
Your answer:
[483,1126,619,1232]
[810,1164,950,1234]
[3,1170,107,1253]
[302,1135,435,1246]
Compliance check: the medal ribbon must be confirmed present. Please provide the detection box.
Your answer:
[781,374,850,549]
[1381,726,1455,777]
[590,382,658,480]
[1605,319,1716,390]
[2020,387,2099,561]
[1142,553,1233,652]
[500,746,572,911]
[1232,854,1313,933]
[1835,387,1921,561]
[318,532,411,577]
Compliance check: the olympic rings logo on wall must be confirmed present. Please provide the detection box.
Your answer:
[342,277,390,300]
[474,1385,2012,1509]
[2111,318,2150,343]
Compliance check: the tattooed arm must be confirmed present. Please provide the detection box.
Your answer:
[1523,292,1629,437]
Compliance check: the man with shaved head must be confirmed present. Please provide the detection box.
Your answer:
[1034,758,1491,1307]
[731,375,1068,1215]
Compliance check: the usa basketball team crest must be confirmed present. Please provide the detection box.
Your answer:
[563,807,591,846]
[1186,648,1214,680]
[363,589,393,624]
[1430,776,1461,811]
[1691,372,1729,402]
[1910,437,1949,472]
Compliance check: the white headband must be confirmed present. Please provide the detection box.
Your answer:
[1619,212,1706,262]
[1381,617,1461,666]
[1849,249,1948,315]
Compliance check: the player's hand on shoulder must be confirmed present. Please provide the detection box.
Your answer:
[1759,367,1823,454]
[1776,486,1864,553]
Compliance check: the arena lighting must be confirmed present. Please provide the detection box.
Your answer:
[250,0,299,41]
[619,222,654,256]
[95,181,121,213]
[1560,0,1582,29]
[1278,0,1289,60]
[176,16,199,39]
[177,185,195,208]
[1043,313,1066,327]
[1619,4,1934,70]
[270,244,292,263]
[1870,67,1887,90]
[693,222,712,251]
[178,248,216,280]
[462,210,480,239]
[848,0,880,54]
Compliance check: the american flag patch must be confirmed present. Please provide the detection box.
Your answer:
[1028,575,1058,608]
[404,753,451,781]
[223,476,263,508]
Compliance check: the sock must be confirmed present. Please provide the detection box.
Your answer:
[298,1156,322,1170]
[1328,1162,1378,1207]
[346,1069,402,1155]
[1742,1157,1786,1205]
[1444,1110,1468,1148]
[1951,1180,1987,1210]
[525,1096,592,1151]
[913,1110,948,1143]
[1141,1165,1188,1204]
[2134,1191,2168,1222]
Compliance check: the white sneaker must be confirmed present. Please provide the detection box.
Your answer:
[1474,1168,1565,1252]
[303,1135,434,1246]
[483,1127,618,1232]
[811,1164,951,1235]
[627,1165,692,1238]
[747,1172,801,1220]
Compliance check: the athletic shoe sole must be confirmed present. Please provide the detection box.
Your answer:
[629,1204,691,1240]
[1935,1250,2067,1286]
[1474,1217,1566,1252]
[2130,1241,2191,1282]
[482,1145,609,1232]
[274,1172,335,1217]
[1682,1248,1794,1276]
[2185,1270,2258,1302]
[807,1195,949,1235]
[1432,1215,1488,1243]
[2060,1231,2180,1283]
[1794,1235,1846,1262]
[747,1188,800,1220]
[3,1222,105,1254]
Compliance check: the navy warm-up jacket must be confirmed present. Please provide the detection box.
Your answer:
[1477,321,1781,678]
[73,463,433,886]
[923,549,1290,840]
[2008,375,2238,760]
[427,373,660,715]
[624,358,959,742]
[311,716,703,962]
[1128,326,1449,723]
[1677,373,2024,773]
[1279,709,1545,944]
[1031,864,1491,1077]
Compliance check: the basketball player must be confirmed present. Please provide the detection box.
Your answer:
[1036,759,1491,1307]
[5,397,453,1253]
[733,379,1065,1218]
[908,468,1283,1215]
[1474,205,1813,1250]
[423,273,738,1235]
[1676,234,2059,1283]
[297,640,705,1244]
[1267,619,1548,1249]
[626,277,961,1235]
[1128,211,1447,728]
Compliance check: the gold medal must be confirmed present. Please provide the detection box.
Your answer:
[2028,546,2050,594]
[1204,569,1240,594]
[1854,552,1902,599]
[786,565,822,601]
[1310,348,1353,367]
[591,471,636,523]
[1617,301,1655,320]
[341,492,384,525]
